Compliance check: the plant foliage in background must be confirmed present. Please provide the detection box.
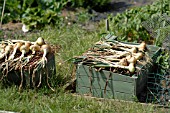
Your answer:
[109,0,170,44]
[142,14,170,50]
[0,0,68,29]
[156,51,170,75]
[22,0,68,29]
[0,0,22,23]
[0,0,111,30]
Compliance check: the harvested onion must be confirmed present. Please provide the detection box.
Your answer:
[30,45,40,54]
[41,44,51,58]
[113,40,147,51]
[0,43,7,53]
[119,46,137,53]
[134,52,143,60]
[0,45,13,59]
[36,37,45,46]
[25,41,31,47]
[40,44,51,67]
[19,45,30,60]
[127,56,137,64]
[9,42,23,60]
[138,41,146,51]
[128,63,135,73]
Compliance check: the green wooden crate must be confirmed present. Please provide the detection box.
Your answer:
[76,45,161,101]
[0,53,56,88]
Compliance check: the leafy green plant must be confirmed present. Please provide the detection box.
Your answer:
[156,51,170,75]
[0,0,22,23]
[109,0,170,44]
[0,0,67,29]
[21,0,68,30]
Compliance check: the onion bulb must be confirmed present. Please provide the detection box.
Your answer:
[30,45,40,54]
[41,44,51,58]
[25,41,31,47]
[138,41,146,51]
[0,43,7,53]
[127,56,137,64]
[0,45,13,59]
[134,52,143,60]
[36,37,45,46]
[126,54,132,60]
[9,42,23,60]
[40,44,51,67]
[128,63,135,73]
[20,45,30,60]
[130,47,137,53]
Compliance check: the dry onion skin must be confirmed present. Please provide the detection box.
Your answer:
[80,41,149,75]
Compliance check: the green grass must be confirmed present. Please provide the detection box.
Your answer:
[0,86,169,113]
[0,21,169,113]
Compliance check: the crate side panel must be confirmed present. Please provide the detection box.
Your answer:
[113,81,135,94]
[77,73,111,90]
[76,64,90,76]
[77,65,110,79]
[77,74,91,88]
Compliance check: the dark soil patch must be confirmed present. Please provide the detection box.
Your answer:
[89,0,154,22]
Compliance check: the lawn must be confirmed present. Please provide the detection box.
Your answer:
[0,0,170,112]
[0,21,169,113]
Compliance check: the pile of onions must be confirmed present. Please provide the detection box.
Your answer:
[0,37,52,63]
[108,41,147,73]
[81,41,149,74]
[0,37,55,91]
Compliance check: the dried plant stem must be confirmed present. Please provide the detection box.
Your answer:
[37,71,42,88]
[0,0,6,29]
